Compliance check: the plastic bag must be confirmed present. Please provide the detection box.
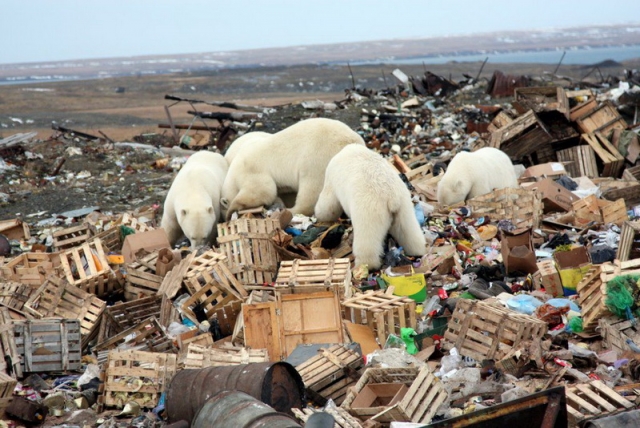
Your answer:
[506,294,543,315]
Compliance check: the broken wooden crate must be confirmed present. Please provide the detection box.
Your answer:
[0,308,21,378]
[0,371,17,419]
[599,317,640,354]
[489,110,554,163]
[292,406,364,428]
[579,132,625,178]
[23,275,105,348]
[341,366,448,424]
[557,145,598,178]
[216,218,280,286]
[243,290,344,361]
[0,218,30,241]
[232,289,275,345]
[96,295,163,344]
[295,345,363,406]
[58,238,114,297]
[443,299,547,362]
[181,343,269,369]
[52,223,91,251]
[513,86,570,120]
[616,221,640,261]
[275,258,351,298]
[0,252,60,285]
[0,282,36,314]
[572,194,627,227]
[565,380,634,424]
[342,290,417,346]
[99,350,177,410]
[125,251,164,300]
[13,319,81,374]
[574,100,627,135]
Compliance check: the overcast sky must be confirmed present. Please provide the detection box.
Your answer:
[2,0,639,64]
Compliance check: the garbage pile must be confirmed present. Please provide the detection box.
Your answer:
[1,67,640,428]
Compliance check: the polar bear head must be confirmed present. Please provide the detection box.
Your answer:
[178,205,217,249]
[437,174,471,207]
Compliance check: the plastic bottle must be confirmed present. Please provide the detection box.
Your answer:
[423,295,442,314]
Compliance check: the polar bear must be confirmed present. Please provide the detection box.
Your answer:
[437,147,518,206]
[224,131,271,165]
[315,145,427,270]
[221,118,365,220]
[161,151,228,249]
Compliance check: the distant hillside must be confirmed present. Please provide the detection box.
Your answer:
[0,23,639,84]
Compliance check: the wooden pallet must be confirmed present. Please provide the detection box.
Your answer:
[216,218,280,286]
[581,132,625,178]
[616,221,640,261]
[0,282,36,314]
[574,100,627,135]
[125,251,163,300]
[452,187,542,230]
[292,406,364,428]
[341,366,448,424]
[177,332,214,350]
[94,316,176,356]
[599,317,640,354]
[181,343,269,369]
[0,252,60,285]
[181,253,247,325]
[566,380,633,424]
[23,275,105,349]
[97,295,164,344]
[59,238,111,289]
[99,350,177,410]
[275,258,352,298]
[52,223,91,250]
[295,345,364,406]
[0,308,21,378]
[443,299,547,362]
[342,290,417,346]
[576,262,624,334]
[13,319,82,373]
[557,145,598,178]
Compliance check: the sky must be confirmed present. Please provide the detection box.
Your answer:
[1,0,639,65]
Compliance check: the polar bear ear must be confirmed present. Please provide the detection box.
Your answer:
[220,198,229,209]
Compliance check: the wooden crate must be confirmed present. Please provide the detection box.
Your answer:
[232,290,276,345]
[295,345,364,406]
[453,187,543,230]
[513,86,569,120]
[0,308,21,378]
[23,275,105,348]
[156,252,195,299]
[244,291,344,361]
[97,295,164,344]
[0,218,30,241]
[119,212,154,233]
[293,406,364,428]
[216,218,280,286]
[616,221,640,262]
[341,366,448,424]
[443,299,547,362]
[181,254,248,325]
[125,251,163,300]
[0,282,36,314]
[0,252,60,285]
[557,145,599,178]
[488,110,554,163]
[342,290,417,346]
[99,350,177,410]
[52,223,91,250]
[92,226,122,253]
[601,180,640,207]
[275,258,352,298]
[576,265,610,334]
[0,371,17,420]
[622,165,640,182]
[13,319,81,373]
[574,100,627,135]
[59,238,111,289]
[181,343,269,369]
[599,317,640,354]
[581,132,625,178]
[566,380,633,424]
[94,316,176,356]
[567,90,596,121]
[177,332,214,350]
[572,194,627,227]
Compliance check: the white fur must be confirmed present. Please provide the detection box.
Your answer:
[437,147,518,206]
[224,131,271,165]
[161,151,228,249]
[221,118,365,220]
[315,145,427,270]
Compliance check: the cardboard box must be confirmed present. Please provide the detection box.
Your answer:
[536,260,564,297]
[501,228,538,275]
[520,162,567,181]
[350,383,409,410]
[553,246,592,296]
[523,178,579,213]
[122,228,170,264]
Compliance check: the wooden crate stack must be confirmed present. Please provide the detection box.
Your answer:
[443,299,547,362]
[342,290,417,346]
[341,366,448,424]
[566,380,633,424]
[216,218,280,286]
[576,265,611,334]
[125,251,164,300]
[616,221,640,261]
[58,238,114,297]
[0,252,60,285]
[0,308,21,378]
[181,343,269,369]
[13,319,82,374]
[275,258,352,298]
[99,350,177,410]
[23,275,105,348]
[0,371,17,419]
[52,224,91,251]
[97,295,163,344]
[295,345,364,406]
[454,187,543,229]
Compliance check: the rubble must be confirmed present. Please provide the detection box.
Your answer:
[0,63,640,428]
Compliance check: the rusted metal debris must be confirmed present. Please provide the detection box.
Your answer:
[486,70,531,98]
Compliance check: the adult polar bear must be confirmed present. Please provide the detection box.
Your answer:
[437,147,518,206]
[315,145,427,270]
[221,118,365,220]
[161,151,228,249]
[224,131,271,165]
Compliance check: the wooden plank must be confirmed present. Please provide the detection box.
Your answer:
[243,302,282,361]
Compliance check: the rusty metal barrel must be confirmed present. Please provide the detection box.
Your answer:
[191,391,302,428]
[166,362,305,424]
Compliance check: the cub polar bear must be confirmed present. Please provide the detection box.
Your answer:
[221,118,365,220]
[437,147,518,206]
[161,151,228,249]
[315,144,427,270]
